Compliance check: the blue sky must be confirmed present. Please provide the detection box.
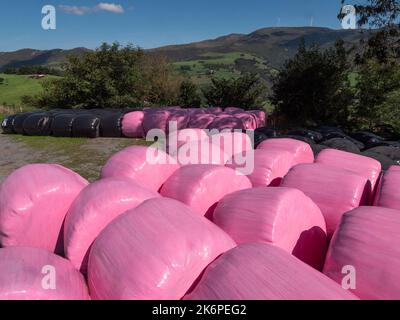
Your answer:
[0,0,357,51]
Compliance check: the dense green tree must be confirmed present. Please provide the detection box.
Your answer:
[270,39,354,126]
[178,80,202,108]
[202,73,266,110]
[29,43,183,109]
[353,59,400,130]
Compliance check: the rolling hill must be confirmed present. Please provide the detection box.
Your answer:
[0,27,367,95]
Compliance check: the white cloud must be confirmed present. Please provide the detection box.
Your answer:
[96,3,124,14]
[59,3,125,15]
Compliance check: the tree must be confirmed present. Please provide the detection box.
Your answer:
[202,73,266,110]
[0,77,4,85]
[178,80,202,108]
[30,42,183,109]
[340,0,400,63]
[353,58,400,130]
[270,39,354,126]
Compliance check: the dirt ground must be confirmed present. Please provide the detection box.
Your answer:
[0,134,148,183]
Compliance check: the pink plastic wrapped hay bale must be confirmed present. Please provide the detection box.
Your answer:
[209,131,253,160]
[389,165,400,172]
[207,116,245,131]
[185,243,358,300]
[121,111,145,138]
[142,109,171,134]
[258,138,314,166]
[168,129,209,151]
[234,113,258,130]
[207,107,223,114]
[88,198,236,300]
[167,110,190,134]
[375,170,400,210]
[248,110,266,127]
[188,114,216,129]
[227,149,294,187]
[324,206,400,300]
[225,107,244,114]
[64,178,160,274]
[0,247,90,300]
[171,138,229,166]
[316,149,381,192]
[281,163,369,238]
[101,146,180,192]
[160,165,252,217]
[213,187,327,270]
[0,164,88,254]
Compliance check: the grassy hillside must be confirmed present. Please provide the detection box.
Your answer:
[174,51,277,85]
[0,73,59,106]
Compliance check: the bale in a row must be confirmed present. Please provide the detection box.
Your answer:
[185,243,358,300]
[281,163,369,238]
[324,206,400,300]
[374,169,400,210]
[0,164,88,254]
[88,198,236,300]
[213,187,328,270]
[0,247,90,300]
[64,178,160,274]
[160,165,252,218]
[101,146,180,192]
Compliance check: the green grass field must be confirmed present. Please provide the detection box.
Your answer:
[0,73,60,106]
[174,52,273,85]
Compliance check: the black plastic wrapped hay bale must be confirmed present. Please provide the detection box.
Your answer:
[1,115,17,134]
[321,138,361,154]
[12,113,35,134]
[288,129,323,143]
[100,113,124,138]
[22,113,53,136]
[51,114,77,137]
[72,115,100,138]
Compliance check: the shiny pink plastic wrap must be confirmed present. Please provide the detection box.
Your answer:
[389,165,400,172]
[64,178,160,274]
[207,116,245,131]
[167,110,190,133]
[209,132,253,160]
[171,139,229,166]
[100,146,180,192]
[188,114,216,129]
[0,247,89,300]
[213,187,327,270]
[248,110,266,127]
[0,164,88,254]
[121,111,144,138]
[160,165,252,217]
[142,109,170,134]
[88,198,236,300]
[324,206,400,300]
[258,138,314,166]
[375,170,400,210]
[225,107,244,114]
[234,113,258,130]
[207,107,223,114]
[281,163,369,238]
[168,129,209,150]
[227,149,293,187]
[185,243,358,300]
[316,149,381,191]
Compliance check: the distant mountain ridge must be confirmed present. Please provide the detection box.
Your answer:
[0,48,90,71]
[0,27,366,72]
